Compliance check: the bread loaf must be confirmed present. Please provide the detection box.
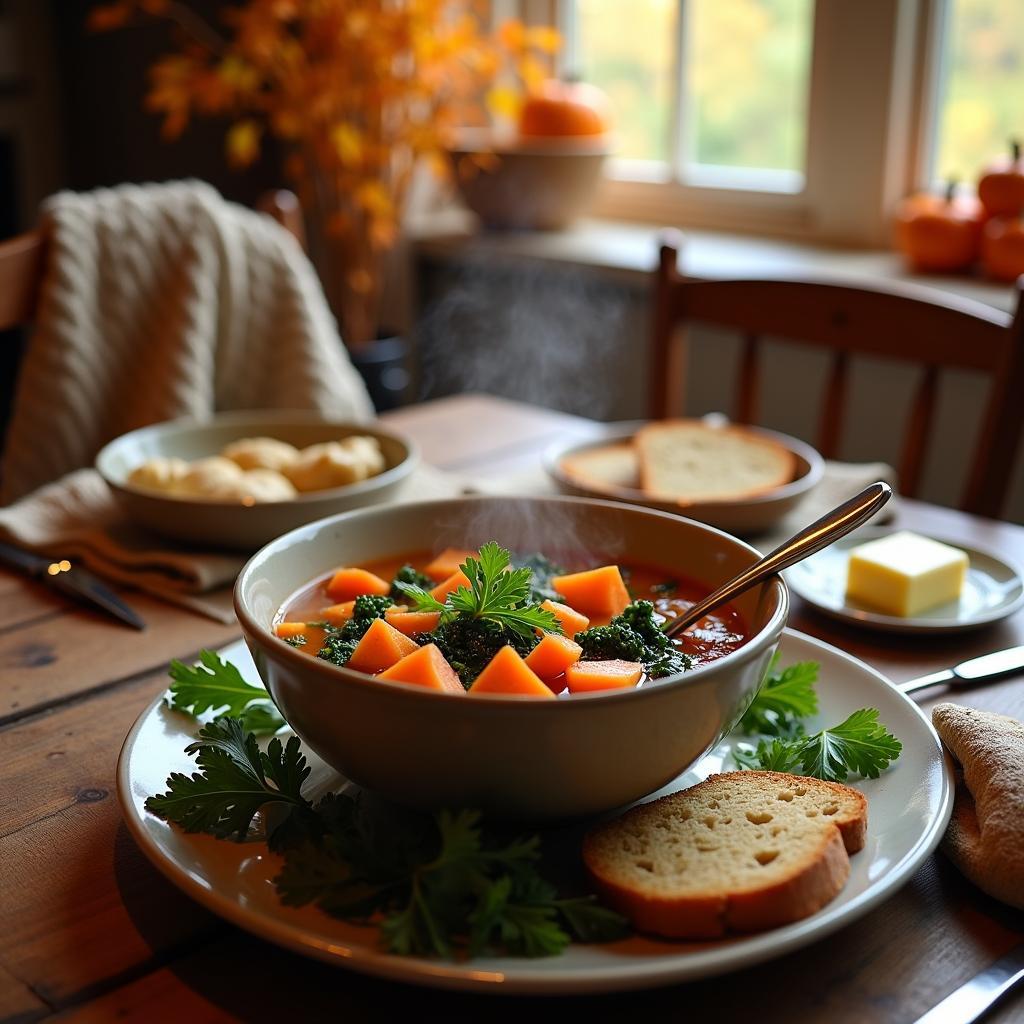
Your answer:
[635,420,795,503]
[582,770,867,938]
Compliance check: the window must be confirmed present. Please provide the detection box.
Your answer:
[927,0,1024,187]
[569,0,813,192]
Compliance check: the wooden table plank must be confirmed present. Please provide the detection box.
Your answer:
[0,572,73,634]
[0,672,221,1008]
[0,595,239,725]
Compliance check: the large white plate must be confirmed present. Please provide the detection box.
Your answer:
[786,527,1024,634]
[117,630,952,994]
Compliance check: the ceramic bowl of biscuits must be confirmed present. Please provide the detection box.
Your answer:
[545,419,824,536]
[96,411,418,549]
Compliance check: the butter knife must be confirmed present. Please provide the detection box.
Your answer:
[900,646,1024,695]
[0,541,145,629]
[912,943,1024,1024]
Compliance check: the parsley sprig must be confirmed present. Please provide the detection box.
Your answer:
[166,650,285,736]
[733,655,902,782]
[147,714,628,958]
[395,541,561,641]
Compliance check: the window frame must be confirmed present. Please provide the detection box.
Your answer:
[538,0,935,247]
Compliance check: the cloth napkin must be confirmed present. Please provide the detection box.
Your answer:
[465,459,899,552]
[932,703,1024,909]
[0,180,374,504]
[0,465,462,623]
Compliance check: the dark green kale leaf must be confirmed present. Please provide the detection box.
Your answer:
[511,553,566,604]
[389,564,434,602]
[429,616,538,687]
[576,600,692,679]
[317,594,393,667]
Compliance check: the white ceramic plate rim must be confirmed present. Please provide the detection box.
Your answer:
[95,409,419,508]
[117,629,952,994]
[787,527,1024,634]
[543,420,825,511]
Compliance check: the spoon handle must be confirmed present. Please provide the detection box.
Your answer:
[663,481,892,639]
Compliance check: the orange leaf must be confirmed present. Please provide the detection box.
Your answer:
[525,25,561,54]
[497,19,525,51]
[87,2,133,31]
[225,119,261,168]
[330,123,364,165]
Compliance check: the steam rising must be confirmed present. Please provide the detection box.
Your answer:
[416,258,630,419]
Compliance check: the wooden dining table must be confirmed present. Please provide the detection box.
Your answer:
[2,392,1023,1024]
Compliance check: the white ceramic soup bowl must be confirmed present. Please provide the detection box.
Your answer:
[235,496,788,821]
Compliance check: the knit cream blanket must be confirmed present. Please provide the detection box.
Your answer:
[1,180,374,503]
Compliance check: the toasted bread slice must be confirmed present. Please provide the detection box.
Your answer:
[559,443,640,491]
[635,420,796,503]
[582,771,867,939]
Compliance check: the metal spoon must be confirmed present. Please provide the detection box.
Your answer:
[663,481,892,639]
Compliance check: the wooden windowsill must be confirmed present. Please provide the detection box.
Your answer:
[409,208,1018,314]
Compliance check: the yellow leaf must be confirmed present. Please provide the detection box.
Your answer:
[525,26,561,54]
[330,123,364,165]
[354,180,393,219]
[486,85,521,121]
[225,119,261,168]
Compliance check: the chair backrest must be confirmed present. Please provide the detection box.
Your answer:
[651,241,1024,519]
[0,189,306,333]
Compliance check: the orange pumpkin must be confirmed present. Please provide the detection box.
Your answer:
[519,79,610,138]
[893,182,983,272]
[978,140,1024,218]
[981,214,1024,282]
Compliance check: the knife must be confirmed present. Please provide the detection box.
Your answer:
[0,541,146,630]
[900,646,1024,695]
[912,942,1024,1023]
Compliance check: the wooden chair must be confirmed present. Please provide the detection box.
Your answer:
[0,189,306,332]
[651,241,1024,519]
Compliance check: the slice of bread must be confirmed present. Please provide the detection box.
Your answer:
[559,443,640,492]
[635,420,796,503]
[582,771,867,939]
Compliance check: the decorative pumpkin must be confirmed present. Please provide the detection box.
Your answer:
[978,140,1024,218]
[981,214,1024,282]
[893,182,983,272]
[519,78,610,137]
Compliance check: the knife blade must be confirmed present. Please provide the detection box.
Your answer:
[0,541,146,630]
[900,646,1024,695]
[912,942,1024,1024]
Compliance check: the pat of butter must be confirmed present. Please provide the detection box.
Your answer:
[845,531,968,617]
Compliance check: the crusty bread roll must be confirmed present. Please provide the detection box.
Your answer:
[559,443,640,491]
[635,420,796,503]
[582,771,866,938]
[127,456,189,493]
[222,436,300,472]
[932,703,1024,909]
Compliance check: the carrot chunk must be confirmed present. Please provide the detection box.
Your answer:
[430,569,471,602]
[326,567,390,602]
[347,618,419,674]
[377,644,465,694]
[468,646,556,698]
[385,608,442,636]
[551,565,630,618]
[275,621,307,640]
[525,633,582,679]
[565,659,643,693]
[424,547,475,582]
[321,600,356,626]
[540,599,590,637]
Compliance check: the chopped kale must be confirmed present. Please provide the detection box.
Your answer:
[576,600,692,680]
[511,553,565,605]
[317,594,394,667]
[428,617,540,688]
[284,635,307,648]
[389,564,434,602]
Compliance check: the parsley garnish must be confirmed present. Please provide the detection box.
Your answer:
[733,657,902,781]
[147,716,629,957]
[396,541,561,641]
[166,650,285,736]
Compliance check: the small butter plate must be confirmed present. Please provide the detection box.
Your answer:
[786,527,1024,634]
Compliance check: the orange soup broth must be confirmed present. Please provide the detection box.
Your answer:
[278,550,748,688]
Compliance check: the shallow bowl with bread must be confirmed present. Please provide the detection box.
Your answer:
[545,420,824,536]
[96,411,418,550]
[234,495,788,821]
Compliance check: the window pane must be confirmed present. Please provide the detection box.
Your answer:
[572,0,678,163]
[685,0,813,177]
[932,0,1024,184]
